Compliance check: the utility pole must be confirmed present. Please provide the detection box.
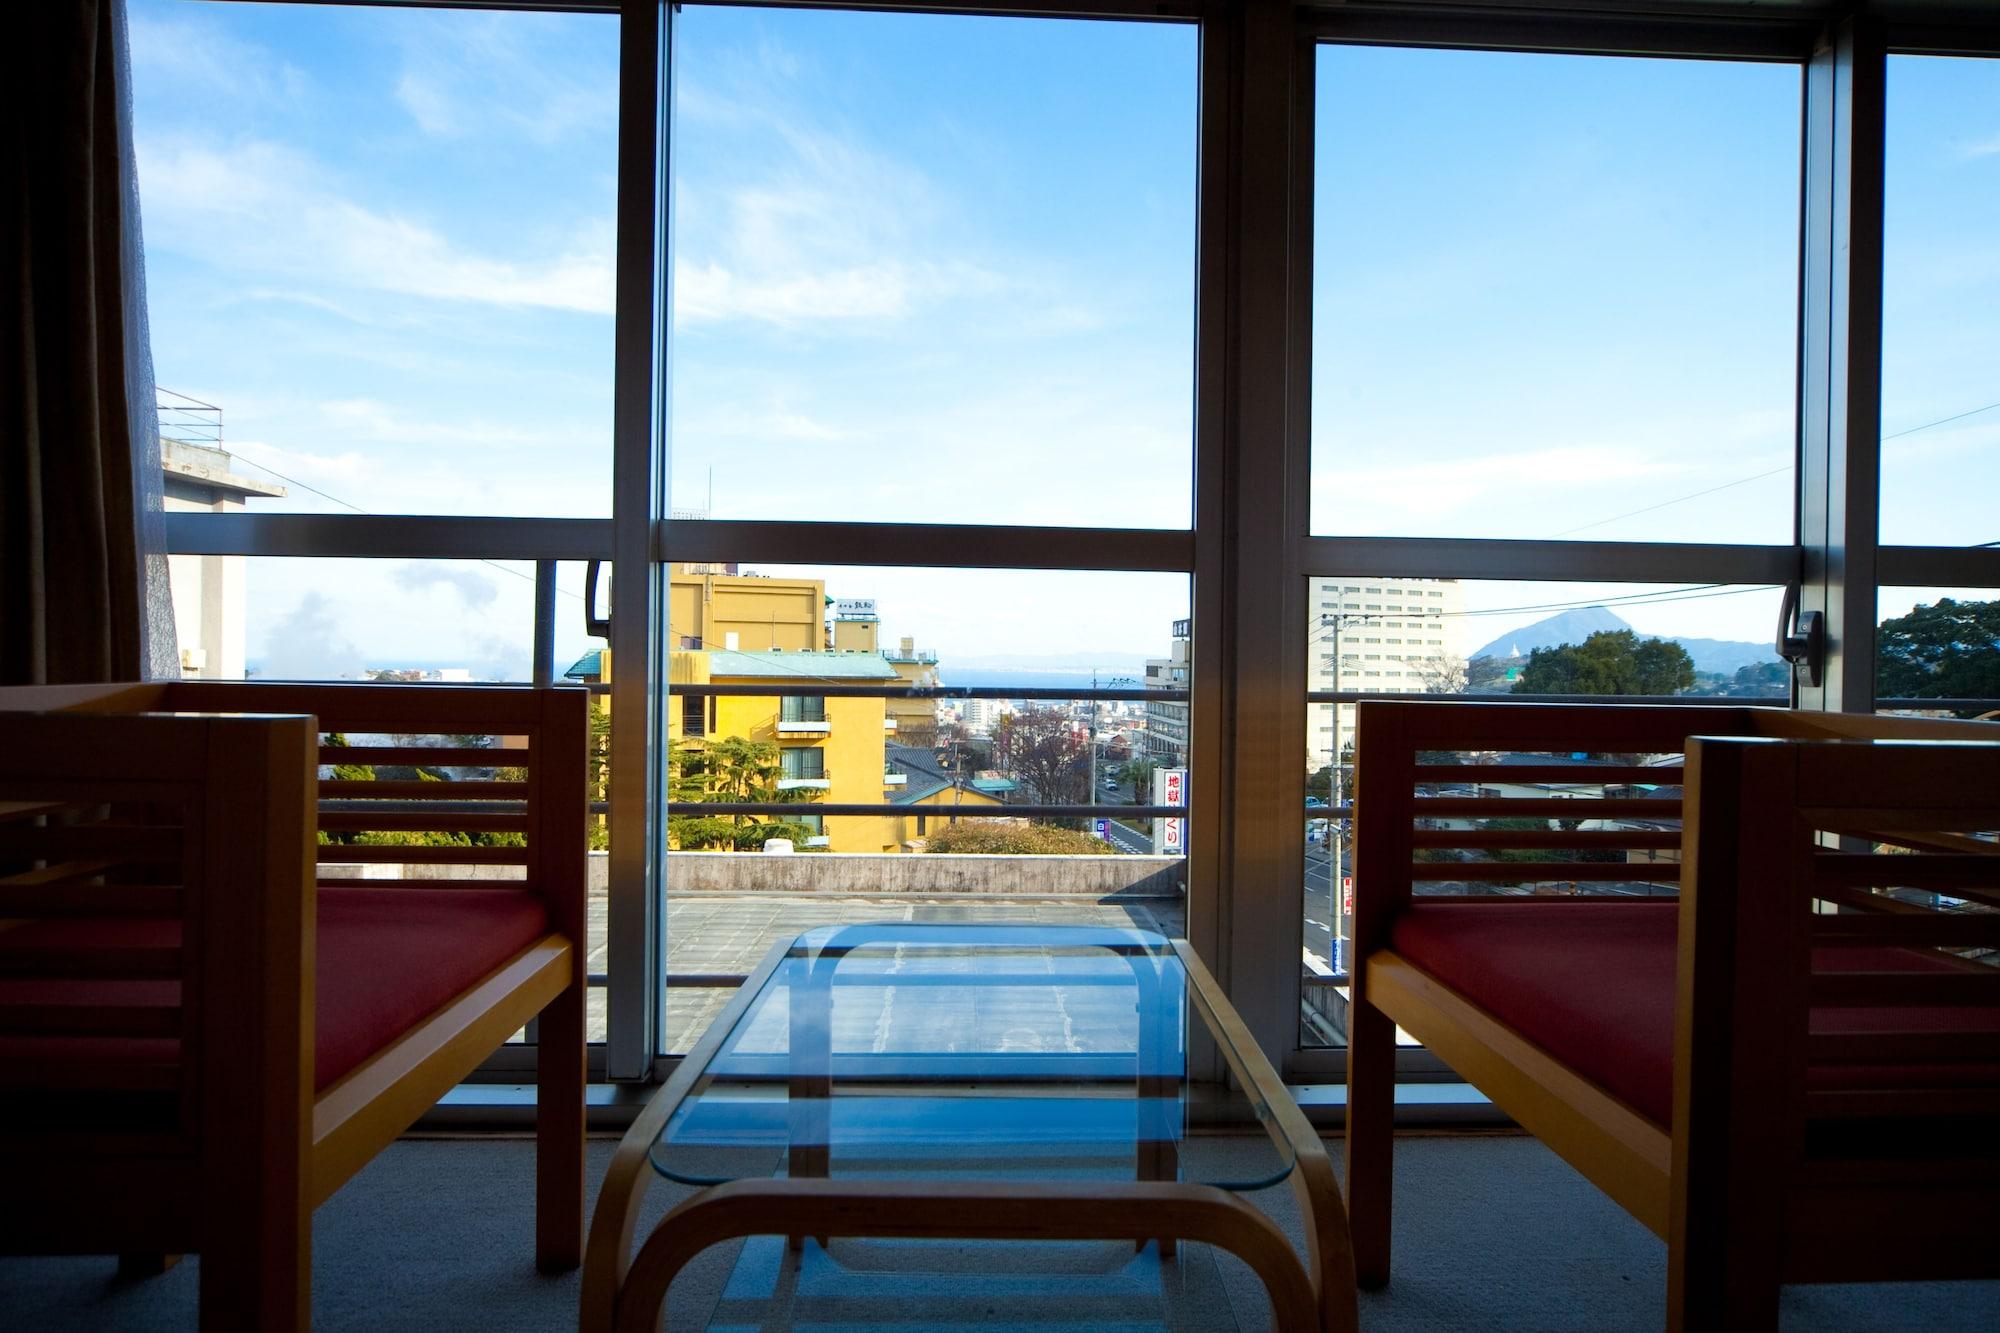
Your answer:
[1318,610,1373,931]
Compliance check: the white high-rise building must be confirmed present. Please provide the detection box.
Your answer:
[1143,617,1191,767]
[1307,577,1466,775]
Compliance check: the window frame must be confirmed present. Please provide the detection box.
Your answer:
[155,0,2000,1091]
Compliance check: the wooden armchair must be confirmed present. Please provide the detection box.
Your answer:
[1345,701,2000,1329]
[0,682,588,1330]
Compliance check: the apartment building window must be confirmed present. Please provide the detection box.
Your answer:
[780,747,827,782]
[779,695,827,725]
[682,694,707,739]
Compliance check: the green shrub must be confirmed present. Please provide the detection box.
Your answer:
[923,820,1120,855]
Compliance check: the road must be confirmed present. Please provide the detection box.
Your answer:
[1103,819,1154,854]
[1302,838,1348,976]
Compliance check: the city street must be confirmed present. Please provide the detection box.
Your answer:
[1302,838,1346,976]
[1103,819,1153,854]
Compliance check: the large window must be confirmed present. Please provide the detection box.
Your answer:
[1311,46,1801,545]
[651,561,1193,1051]
[144,1,2000,1087]
[1881,55,2000,548]
[1300,37,1805,1055]
[669,6,1196,529]
[136,0,618,519]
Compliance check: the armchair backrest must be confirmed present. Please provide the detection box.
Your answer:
[1679,734,2000,1147]
[0,706,318,1159]
[1351,701,1765,953]
[152,684,587,912]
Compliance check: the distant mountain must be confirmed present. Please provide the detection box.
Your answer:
[1470,607,1629,662]
[1672,636,1780,677]
[1472,607,1776,678]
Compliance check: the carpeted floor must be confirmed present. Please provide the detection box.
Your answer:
[3,1132,1995,1330]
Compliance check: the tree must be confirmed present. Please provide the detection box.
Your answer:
[932,718,990,774]
[585,705,611,850]
[1114,757,1160,793]
[1411,654,1468,695]
[323,732,374,784]
[1688,660,1791,699]
[317,733,523,850]
[924,819,1119,855]
[1465,654,1513,693]
[1876,597,2000,717]
[665,735,821,849]
[1306,765,1333,802]
[992,705,1090,815]
[1511,629,1695,697]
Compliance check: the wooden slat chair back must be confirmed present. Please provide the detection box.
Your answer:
[1676,734,2000,1313]
[1345,700,2000,1330]
[0,681,588,1331]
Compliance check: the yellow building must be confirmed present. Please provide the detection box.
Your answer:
[668,563,826,651]
[569,644,1005,853]
[571,575,1003,851]
[882,742,1010,846]
[668,648,903,851]
[883,636,942,746]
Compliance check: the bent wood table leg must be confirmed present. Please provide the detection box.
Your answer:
[579,939,795,1333]
[613,1179,1321,1333]
[1174,940,1359,1333]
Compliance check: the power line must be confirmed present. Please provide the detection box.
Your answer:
[222,450,586,604]
[1544,468,1790,539]
[1539,396,2000,541]
[1883,398,2000,441]
[1304,582,1779,651]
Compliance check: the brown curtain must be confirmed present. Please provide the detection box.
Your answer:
[1,0,174,686]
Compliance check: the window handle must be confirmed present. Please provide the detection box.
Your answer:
[1776,582,1824,688]
[584,560,612,639]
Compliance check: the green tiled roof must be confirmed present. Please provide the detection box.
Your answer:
[564,650,603,679]
[704,650,900,681]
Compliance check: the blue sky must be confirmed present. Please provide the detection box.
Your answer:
[128,3,1995,676]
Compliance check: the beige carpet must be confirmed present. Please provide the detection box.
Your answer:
[3,1132,1996,1330]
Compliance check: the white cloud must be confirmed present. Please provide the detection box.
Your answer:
[317,400,557,451]
[136,137,614,314]
[1309,442,1698,535]
[678,402,848,444]
[129,10,310,107]
[1961,130,2000,159]
[386,12,617,146]
[393,565,498,610]
[671,66,1049,332]
[227,438,374,496]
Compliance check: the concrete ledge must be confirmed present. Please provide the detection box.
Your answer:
[324,850,1187,898]
[665,850,1186,897]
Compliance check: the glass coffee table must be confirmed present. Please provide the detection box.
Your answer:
[583,924,1355,1332]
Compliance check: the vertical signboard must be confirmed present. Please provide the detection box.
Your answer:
[1152,768,1186,855]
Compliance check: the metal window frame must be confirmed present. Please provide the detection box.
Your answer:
[156,0,2000,1089]
[605,0,672,1079]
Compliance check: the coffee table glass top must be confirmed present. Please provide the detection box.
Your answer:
[649,923,1294,1192]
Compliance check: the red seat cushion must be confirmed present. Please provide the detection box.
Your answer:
[0,887,551,1092]
[312,887,552,1088]
[1392,903,1680,1125]
[1388,902,2000,1128]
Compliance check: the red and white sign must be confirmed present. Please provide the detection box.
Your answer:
[1154,769,1187,856]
